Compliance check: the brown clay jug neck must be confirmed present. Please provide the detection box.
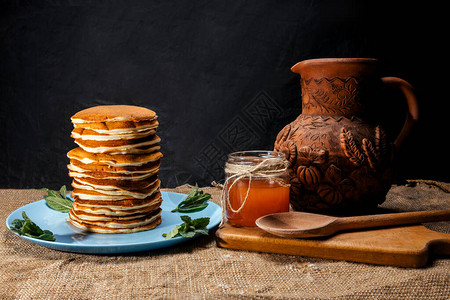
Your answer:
[292,58,380,117]
[291,58,378,76]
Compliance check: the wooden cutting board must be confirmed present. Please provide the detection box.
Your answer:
[215,221,450,268]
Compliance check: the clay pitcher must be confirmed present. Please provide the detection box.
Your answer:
[274,58,419,213]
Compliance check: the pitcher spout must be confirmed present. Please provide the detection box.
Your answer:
[290,61,304,74]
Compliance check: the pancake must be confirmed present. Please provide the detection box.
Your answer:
[71,105,157,123]
[72,179,159,200]
[67,163,157,175]
[75,135,161,154]
[71,182,158,199]
[72,179,160,200]
[68,158,161,174]
[70,201,162,221]
[71,209,150,221]
[71,174,159,192]
[68,208,161,228]
[73,192,162,209]
[72,120,158,133]
[72,198,162,216]
[68,212,162,234]
[74,135,158,148]
[68,169,158,181]
[76,143,161,155]
[87,120,158,134]
[71,126,157,141]
[67,147,162,167]
[72,174,158,191]
[71,105,158,135]
[104,144,161,155]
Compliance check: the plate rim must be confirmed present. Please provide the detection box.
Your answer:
[5,191,222,253]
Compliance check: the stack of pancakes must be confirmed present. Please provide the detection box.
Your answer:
[66,105,163,233]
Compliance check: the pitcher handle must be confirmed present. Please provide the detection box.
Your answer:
[381,77,419,151]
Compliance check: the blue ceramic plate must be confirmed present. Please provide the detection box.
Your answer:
[5,191,222,254]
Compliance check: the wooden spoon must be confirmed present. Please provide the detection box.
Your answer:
[255,209,450,238]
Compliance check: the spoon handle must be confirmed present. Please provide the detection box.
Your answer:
[336,209,450,231]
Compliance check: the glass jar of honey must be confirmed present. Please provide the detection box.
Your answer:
[224,150,290,227]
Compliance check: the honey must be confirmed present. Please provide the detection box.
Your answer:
[226,178,289,226]
[224,151,290,227]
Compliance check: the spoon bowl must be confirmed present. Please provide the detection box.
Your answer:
[255,212,338,238]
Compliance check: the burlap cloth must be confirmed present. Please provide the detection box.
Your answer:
[1,181,449,299]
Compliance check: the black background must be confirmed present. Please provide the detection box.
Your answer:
[1,1,448,189]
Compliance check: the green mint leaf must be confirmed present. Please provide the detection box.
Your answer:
[47,189,60,198]
[22,219,44,236]
[171,196,192,212]
[163,224,182,239]
[180,215,192,224]
[177,202,209,213]
[11,218,24,231]
[59,185,67,199]
[186,183,199,198]
[36,232,56,241]
[191,217,210,228]
[45,196,73,213]
[42,186,73,213]
[193,228,209,236]
[172,185,199,211]
[10,228,22,235]
[179,230,196,238]
[22,211,31,222]
[162,216,210,239]
[171,184,210,213]
[9,211,55,242]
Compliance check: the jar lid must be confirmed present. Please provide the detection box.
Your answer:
[226,150,288,174]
